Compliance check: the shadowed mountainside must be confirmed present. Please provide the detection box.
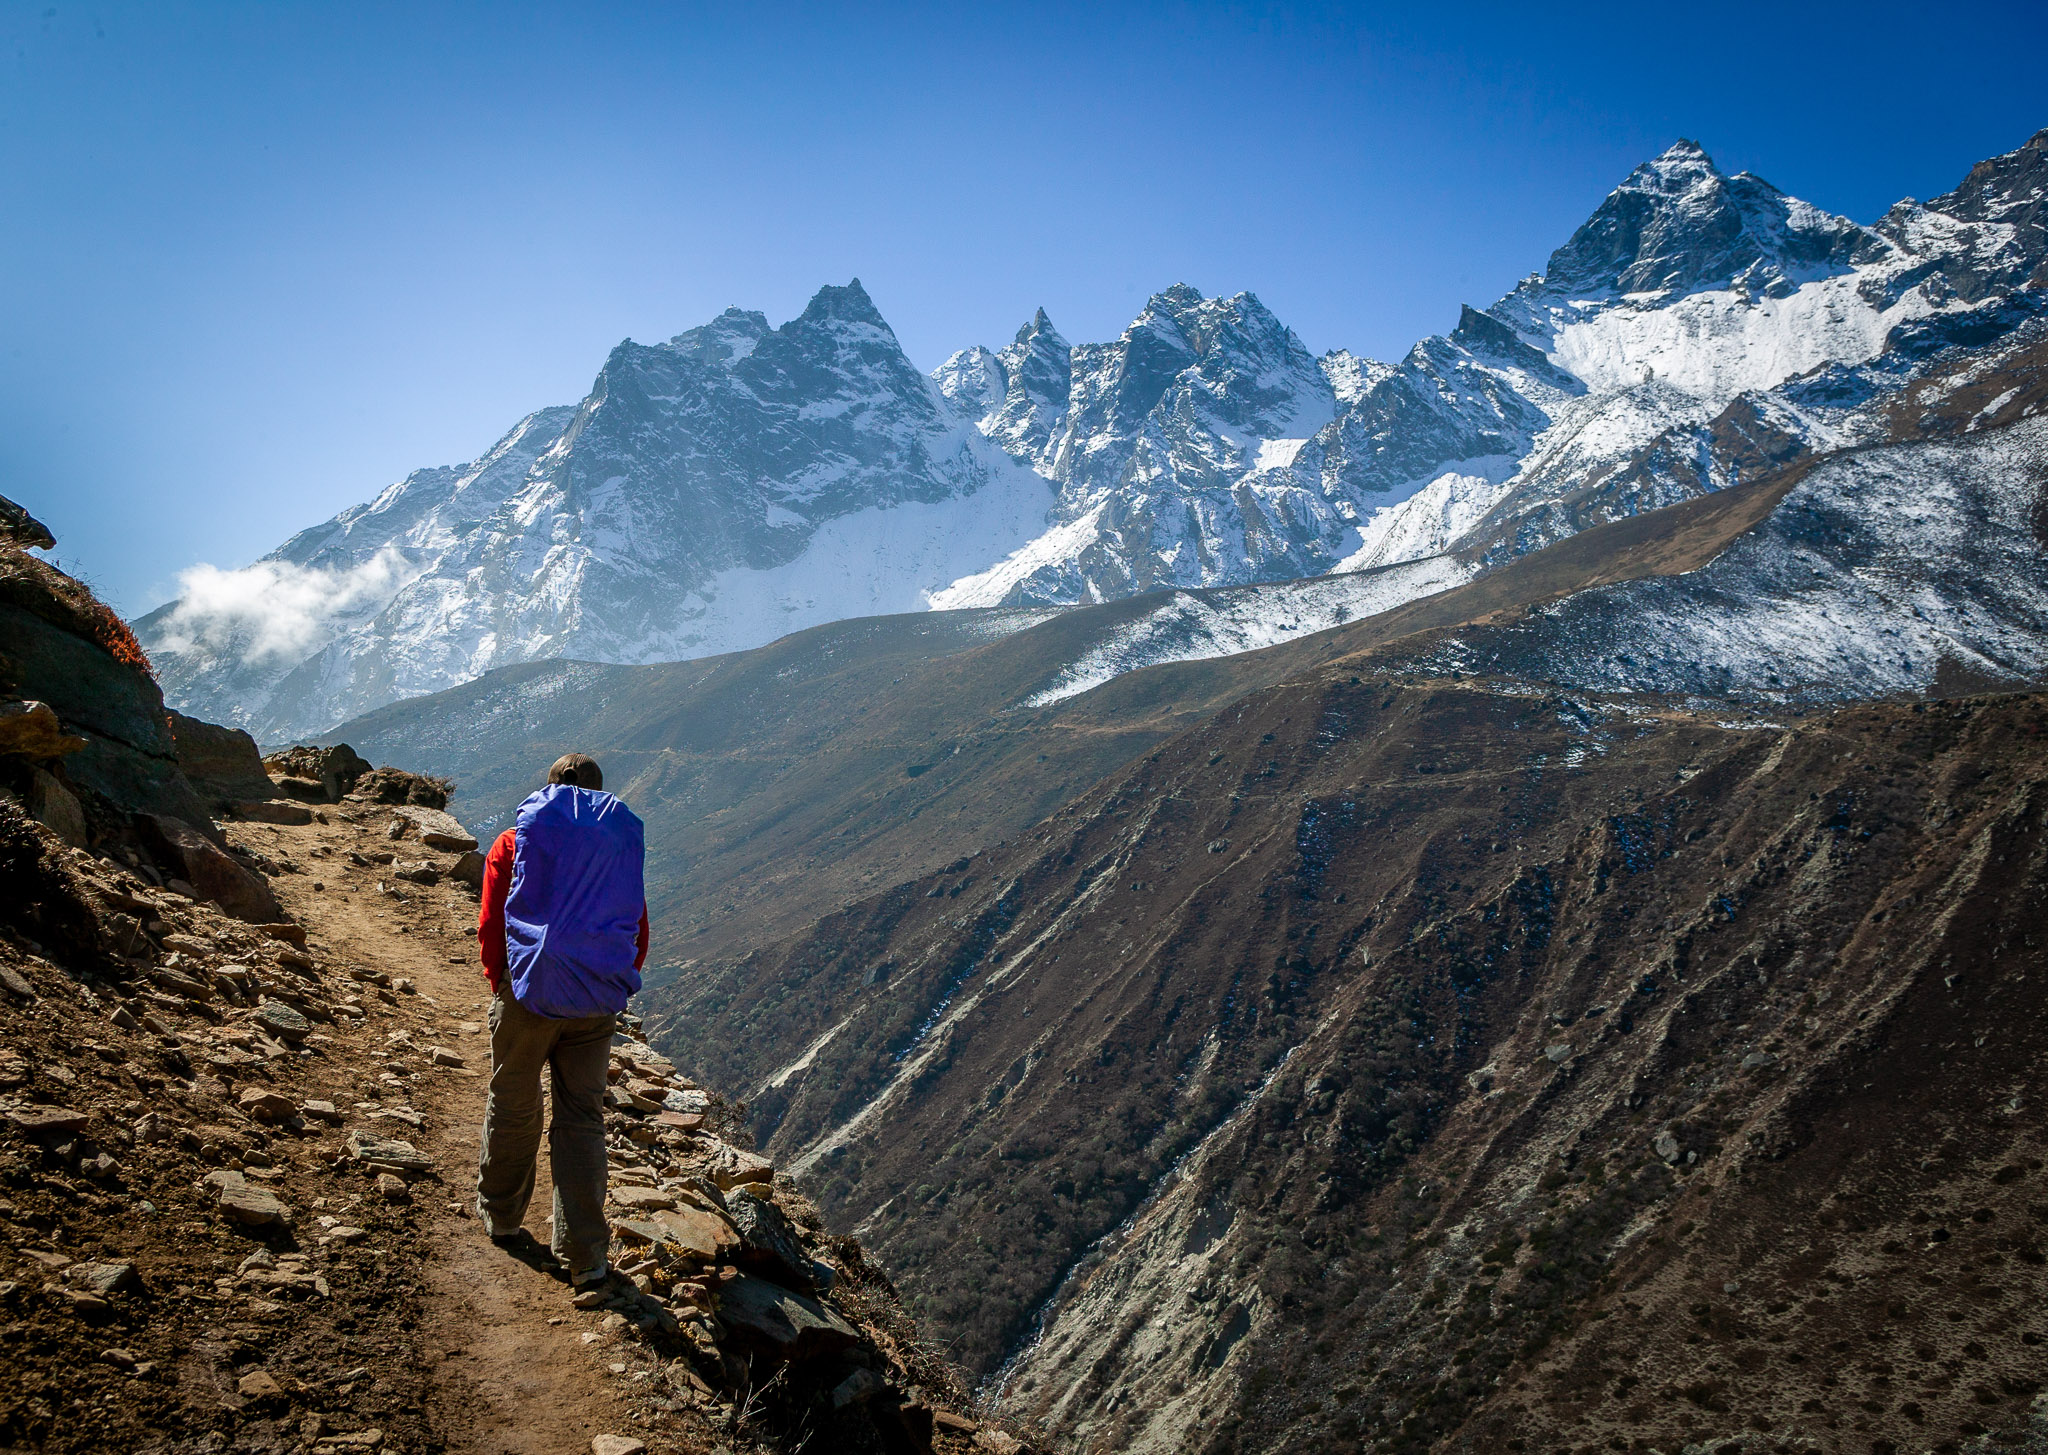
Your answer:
[657,673,2048,1454]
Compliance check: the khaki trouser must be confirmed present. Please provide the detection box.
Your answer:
[475,986,615,1278]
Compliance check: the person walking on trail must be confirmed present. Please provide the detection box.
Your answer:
[474,752,649,1290]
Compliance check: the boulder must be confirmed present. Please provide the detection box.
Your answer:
[726,1190,818,1290]
[612,1217,667,1247]
[609,1185,676,1212]
[272,776,327,803]
[64,1261,140,1297]
[391,805,477,852]
[345,1129,432,1175]
[0,700,86,761]
[167,711,274,802]
[0,563,215,827]
[26,767,87,847]
[261,744,371,802]
[235,1370,283,1399]
[253,1001,312,1043]
[0,492,55,549]
[716,1273,858,1360]
[216,1177,289,1226]
[702,1138,774,1190]
[133,812,281,923]
[650,1205,739,1261]
[237,1088,297,1123]
[346,766,449,808]
[448,851,486,890]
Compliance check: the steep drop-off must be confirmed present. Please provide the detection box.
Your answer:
[650,673,2048,1453]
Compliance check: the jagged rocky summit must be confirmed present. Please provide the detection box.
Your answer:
[139,282,1053,742]
[932,130,2048,608]
[141,130,2048,740]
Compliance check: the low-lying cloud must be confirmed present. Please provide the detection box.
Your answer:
[154,546,418,665]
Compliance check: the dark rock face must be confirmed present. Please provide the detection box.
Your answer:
[0,548,215,832]
[1881,124,2048,301]
[725,1188,818,1290]
[0,493,54,550]
[717,1273,859,1360]
[1542,139,1871,296]
[132,812,281,923]
[167,711,273,803]
[263,743,371,801]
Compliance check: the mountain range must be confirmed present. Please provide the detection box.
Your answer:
[141,129,2048,743]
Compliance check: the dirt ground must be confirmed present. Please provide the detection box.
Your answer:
[243,810,647,1455]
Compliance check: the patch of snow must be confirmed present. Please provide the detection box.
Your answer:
[1255,438,1310,471]
[1025,555,1470,707]
[1335,469,1515,573]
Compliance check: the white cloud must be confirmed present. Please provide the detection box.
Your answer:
[155,546,418,664]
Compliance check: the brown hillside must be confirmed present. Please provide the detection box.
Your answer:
[652,676,2048,1453]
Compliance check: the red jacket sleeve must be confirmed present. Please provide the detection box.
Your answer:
[477,828,517,991]
[636,906,649,971]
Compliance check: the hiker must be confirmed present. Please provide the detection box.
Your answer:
[474,752,649,1290]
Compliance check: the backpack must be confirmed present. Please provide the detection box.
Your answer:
[503,783,646,1018]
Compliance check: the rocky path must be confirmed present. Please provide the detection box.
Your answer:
[255,812,636,1455]
[0,777,1006,1455]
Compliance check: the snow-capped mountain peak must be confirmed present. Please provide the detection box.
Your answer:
[1541,138,1871,299]
[142,280,1054,740]
[935,128,2048,614]
[666,306,770,366]
[143,130,2048,743]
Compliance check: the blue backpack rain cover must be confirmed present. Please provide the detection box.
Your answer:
[504,783,646,1018]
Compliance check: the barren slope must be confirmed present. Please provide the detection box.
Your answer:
[649,675,2048,1453]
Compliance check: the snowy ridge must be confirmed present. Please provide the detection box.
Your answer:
[1023,555,1471,707]
[1422,411,2048,702]
[931,130,2046,616]
[144,130,2048,738]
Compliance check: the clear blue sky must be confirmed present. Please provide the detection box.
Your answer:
[6,1,2045,615]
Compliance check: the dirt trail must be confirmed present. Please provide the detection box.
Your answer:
[251,813,638,1455]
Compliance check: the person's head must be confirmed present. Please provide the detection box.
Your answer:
[547,753,603,792]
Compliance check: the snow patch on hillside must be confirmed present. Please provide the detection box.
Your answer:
[628,450,1055,660]
[1025,555,1470,707]
[1336,468,1516,572]
[1532,273,1934,398]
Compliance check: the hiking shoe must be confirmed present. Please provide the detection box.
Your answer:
[571,1259,610,1288]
